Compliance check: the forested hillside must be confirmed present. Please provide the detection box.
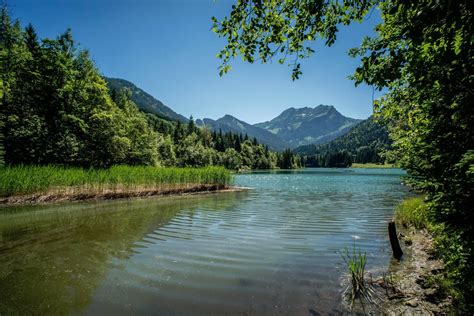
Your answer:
[105,77,188,123]
[295,116,391,167]
[0,10,300,170]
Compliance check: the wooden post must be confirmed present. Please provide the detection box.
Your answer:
[388,220,403,260]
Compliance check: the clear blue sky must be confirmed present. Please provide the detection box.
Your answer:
[8,0,382,124]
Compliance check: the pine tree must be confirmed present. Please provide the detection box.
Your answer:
[187,115,195,135]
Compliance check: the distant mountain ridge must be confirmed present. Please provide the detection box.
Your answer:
[196,115,289,151]
[104,77,367,151]
[196,105,362,151]
[104,77,188,122]
[255,105,362,148]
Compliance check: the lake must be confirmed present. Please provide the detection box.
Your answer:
[0,168,408,315]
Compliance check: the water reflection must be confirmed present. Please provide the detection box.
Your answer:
[0,193,240,314]
[0,169,408,315]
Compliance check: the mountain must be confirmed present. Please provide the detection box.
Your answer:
[103,77,365,152]
[294,116,391,163]
[255,105,362,148]
[104,77,188,122]
[196,115,289,151]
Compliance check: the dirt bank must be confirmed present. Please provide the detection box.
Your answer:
[378,228,452,314]
[0,185,248,206]
[346,226,452,315]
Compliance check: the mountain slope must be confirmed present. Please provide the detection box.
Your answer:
[104,77,188,122]
[255,105,362,148]
[294,116,391,163]
[197,115,289,151]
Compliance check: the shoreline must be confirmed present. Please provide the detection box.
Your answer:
[350,163,396,169]
[360,227,452,314]
[0,185,249,206]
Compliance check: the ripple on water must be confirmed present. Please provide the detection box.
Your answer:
[0,168,408,315]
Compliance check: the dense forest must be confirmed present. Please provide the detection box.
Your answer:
[0,8,300,171]
[295,116,391,167]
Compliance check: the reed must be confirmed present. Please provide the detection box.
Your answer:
[341,244,367,306]
[0,165,232,198]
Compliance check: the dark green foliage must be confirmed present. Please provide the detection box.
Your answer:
[302,150,352,168]
[277,149,301,169]
[187,116,195,135]
[143,111,278,170]
[296,116,391,166]
[145,113,175,135]
[350,2,474,308]
[0,9,159,167]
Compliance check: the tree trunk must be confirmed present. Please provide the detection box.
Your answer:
[388,221,403,260]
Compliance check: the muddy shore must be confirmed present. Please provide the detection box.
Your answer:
[378,228,452,314]
[345,225,453,315]
[0,185,248,206]
[349,226,453,314]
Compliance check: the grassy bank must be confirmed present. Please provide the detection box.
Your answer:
[394,197,430,229]
[0,165,232,203]
[350,163,396,168]
[394,196,468,311]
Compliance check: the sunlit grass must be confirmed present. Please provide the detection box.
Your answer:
[0,165,232,197]
[350,163,396,168]
[394,197,429,229]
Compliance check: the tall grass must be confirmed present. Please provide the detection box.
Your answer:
[0,165,232,197]
[394,196,429,229]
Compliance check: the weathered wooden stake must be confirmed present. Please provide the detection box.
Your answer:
[388,220,403,260]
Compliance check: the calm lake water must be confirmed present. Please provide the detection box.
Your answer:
[0,168,408,315]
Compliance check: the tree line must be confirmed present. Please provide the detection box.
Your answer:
[296,117,391,167]
[0,8,300,171]
[301,151,353,168]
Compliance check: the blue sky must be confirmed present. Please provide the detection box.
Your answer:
[9,0,382,124]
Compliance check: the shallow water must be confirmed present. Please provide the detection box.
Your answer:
[0,168,408,315]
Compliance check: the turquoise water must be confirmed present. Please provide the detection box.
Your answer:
[0,168,408,315]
